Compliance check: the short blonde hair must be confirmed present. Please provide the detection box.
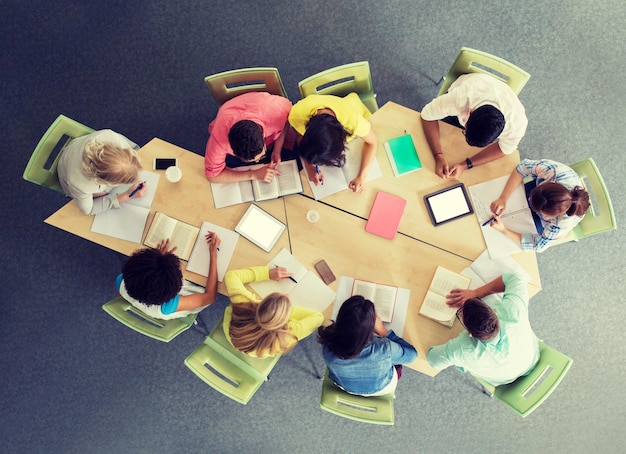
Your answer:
[229,293,296,358]
[82,141,141,185]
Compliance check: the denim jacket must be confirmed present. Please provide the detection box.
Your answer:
[323,330,418,395]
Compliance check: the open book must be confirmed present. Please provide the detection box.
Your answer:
[210,160,302,208]
[332,276,411,335]
[419,266,471,327]
[352,279,398,323]
[248,248,336,313]
[468,175,537,259]
[90,170,160,243]
[308,138,382,200]
[384,134,422,177]
[144,212,200,261]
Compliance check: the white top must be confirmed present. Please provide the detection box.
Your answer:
[421,73,528,154]
[57,129,138,215]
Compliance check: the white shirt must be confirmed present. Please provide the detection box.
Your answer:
[421,73,528,154]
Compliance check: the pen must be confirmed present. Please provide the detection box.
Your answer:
[275,264,297,283]
[482,217,495,226]
[128,182,145,198]
[315,164,323,186]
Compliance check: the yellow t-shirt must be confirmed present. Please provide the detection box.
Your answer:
[223,266,324,358]
[288,92,371,140]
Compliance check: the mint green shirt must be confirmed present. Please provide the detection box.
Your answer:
[427,273,539,386]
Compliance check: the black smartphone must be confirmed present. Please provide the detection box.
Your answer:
[314,259,336,285]
[153,158,178,170]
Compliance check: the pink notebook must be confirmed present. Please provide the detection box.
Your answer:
[365,192,407,239]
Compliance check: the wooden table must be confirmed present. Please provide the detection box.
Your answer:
[45,138,290,294]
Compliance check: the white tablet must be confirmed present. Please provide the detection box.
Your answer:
[235,204,286,252]
[424,183,474,226]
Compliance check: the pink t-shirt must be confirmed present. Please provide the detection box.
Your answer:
[204,92,292,177]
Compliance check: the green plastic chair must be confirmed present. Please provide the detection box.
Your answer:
[204,67,288,106]
[549,158,616,247]
[320,370,394,425]
[475,341,573,417]
[184,315,281,404]
[102,296,197,343]
[23,114,94,193]
[437,47,531,96]
[298,61,379,114]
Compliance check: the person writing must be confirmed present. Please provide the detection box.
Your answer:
[487,158,590,252]
[116,233,220,319]
[204,92,297,184]
[57,129,146,215]
[318,295,417,396]
[427,272,539,386]
[288,93,377,192]
[421,73,528,179]
[223,265,323,358]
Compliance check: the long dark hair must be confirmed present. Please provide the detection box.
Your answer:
[529,182,590,217]
[317,295,375,359]
[299,113,348,167]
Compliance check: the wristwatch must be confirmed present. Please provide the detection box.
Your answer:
[465,157,474,170]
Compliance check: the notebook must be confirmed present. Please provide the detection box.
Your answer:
[365,192,407,239]
[384,134,422,177]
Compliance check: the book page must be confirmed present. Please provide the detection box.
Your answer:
[210,180,254,209]
[90,203,150,244]
[275,160,303,195]
[373,284,398,323]
[430,266,471,296]
[186,221,240,282]
[170,221,200,261]
[252,177,279,201]
[352,279,377,301]
[143,212,177,247]
[287,272,336,313]
[420,290,456,325]
[308,164,348,200]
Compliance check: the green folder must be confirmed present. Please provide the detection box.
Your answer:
[384,134,422,177]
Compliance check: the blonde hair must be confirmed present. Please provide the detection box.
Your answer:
[229,293,296,358]
[81,141,142,185]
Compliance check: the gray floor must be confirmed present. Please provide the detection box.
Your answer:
[2,1,625,453]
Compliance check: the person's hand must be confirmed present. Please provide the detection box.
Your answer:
[306,165,324,186]
[488,214,506,232]
[253,165,280,183]
[446,162,466,180]
[348,175,365,193]
[270,148,282,169]
[125,181,148,199]
[490,197,507,216]
[373,315,388,337]
[434,155,450,179]
[156,238,177,255]
[446,288,477,308]
[205,231,221,252]
[269,266,293,281]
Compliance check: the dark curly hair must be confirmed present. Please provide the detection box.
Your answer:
[299,114,348,167]
[228,120,265,161]
[464,105,505,148]
[121,247,182,305]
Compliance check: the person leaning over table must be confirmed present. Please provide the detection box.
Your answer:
[204,92,298,184]
[288,93,377,192]
[223,266,324,358]
[486,158,590,253]
[318,295,417,396]
[57,129,147,215]
[115,233,220,320]
[421,73,528,180]
[427,272,540,387]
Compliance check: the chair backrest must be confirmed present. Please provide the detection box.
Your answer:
[184,316,281,404]
[102,297,196,343]
[494,341,573,417]
[204,67,288,106]
[319,371,394,425]
[437,47,530,96]
[298,61,378,114]
[23,114,94,193]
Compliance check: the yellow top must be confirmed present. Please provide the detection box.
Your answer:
[288,92,371,140]
[223,266,324,357]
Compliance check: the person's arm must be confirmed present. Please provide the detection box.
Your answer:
[207,165,279,184]
[288,306,324,340]
[270,121,290,168]
[421,117,449,179]
[447,142,505,179]
[348,127,377,193]
[490,168,524,215]
[176,232,220,311]
[301,156,324,186]
[386,330,418,364]
[488,214,523,246]
[446,276,506,308]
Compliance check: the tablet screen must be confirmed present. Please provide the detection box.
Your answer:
[424,183,473,226]
[235,204,286,252]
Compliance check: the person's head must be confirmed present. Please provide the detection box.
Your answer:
[459,299,500,341]
[82,141,142,185]
[464,105,505,147]
[228,120,266,162]
[229,293,296,357]
[299,114,349,167]
[317,295,376,359]
[529,182,590,217]
[121,247,182,306]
